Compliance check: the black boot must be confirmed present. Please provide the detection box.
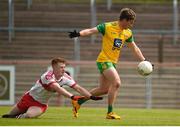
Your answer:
[2,114,16,118]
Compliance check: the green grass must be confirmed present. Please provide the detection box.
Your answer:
[0,106,180,126]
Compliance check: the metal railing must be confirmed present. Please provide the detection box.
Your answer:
[90,0,97,43]
[8,0,14,42]
[27,0,32,9]
[173,0,179,45]
[1,27,180,34]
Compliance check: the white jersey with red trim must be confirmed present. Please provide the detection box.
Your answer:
[28,70,76,104]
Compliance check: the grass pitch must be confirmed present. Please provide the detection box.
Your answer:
[0,106,180,126]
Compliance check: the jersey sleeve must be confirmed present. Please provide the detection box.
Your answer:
[126,36,134,43]
[65,79,76,88]
[63,74,76,88]
[125,30,134,43]
[41,71,56,86]
[97,23,105,35]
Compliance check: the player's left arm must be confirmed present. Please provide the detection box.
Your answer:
[127,42,145,61]
[72,84,103,100]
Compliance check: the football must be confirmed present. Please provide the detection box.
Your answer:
[137,61,153,76]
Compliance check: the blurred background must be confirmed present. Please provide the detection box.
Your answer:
[0,0,179,109]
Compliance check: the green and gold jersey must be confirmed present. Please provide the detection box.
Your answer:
[96,21,134,64]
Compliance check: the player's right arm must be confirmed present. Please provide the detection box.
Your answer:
[68,27,99,38]
[79,27,99,36]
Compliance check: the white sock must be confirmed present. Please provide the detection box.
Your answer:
[16,113,29,119]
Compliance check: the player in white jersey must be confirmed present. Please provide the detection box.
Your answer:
[2,58,102,119]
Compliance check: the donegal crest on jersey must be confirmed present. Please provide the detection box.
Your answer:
[96,21,134,63]
[113,38,122,50]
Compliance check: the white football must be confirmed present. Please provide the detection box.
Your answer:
[137,61,153,76]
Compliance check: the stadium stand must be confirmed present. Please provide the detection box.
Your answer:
[0,0,179,108]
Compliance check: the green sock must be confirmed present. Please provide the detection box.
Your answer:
[108,105,113,113]
[78,99,88,105]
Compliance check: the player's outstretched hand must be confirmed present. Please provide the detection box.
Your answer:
[90,96,103,101]
[68,30,80,38]
[71,95,85,101]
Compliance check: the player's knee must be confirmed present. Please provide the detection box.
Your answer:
[113,80,121,89]
[25,113,36,118]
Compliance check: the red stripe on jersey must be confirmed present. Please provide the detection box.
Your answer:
[39,79,56,91]
[45,71,54,80]
[70,83,77,88]
[64,73,72,80]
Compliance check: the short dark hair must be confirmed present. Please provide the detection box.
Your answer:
[119,8,136,21]
[51,57,67,66]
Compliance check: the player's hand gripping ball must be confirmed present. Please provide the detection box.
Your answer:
[137,61,153,76]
